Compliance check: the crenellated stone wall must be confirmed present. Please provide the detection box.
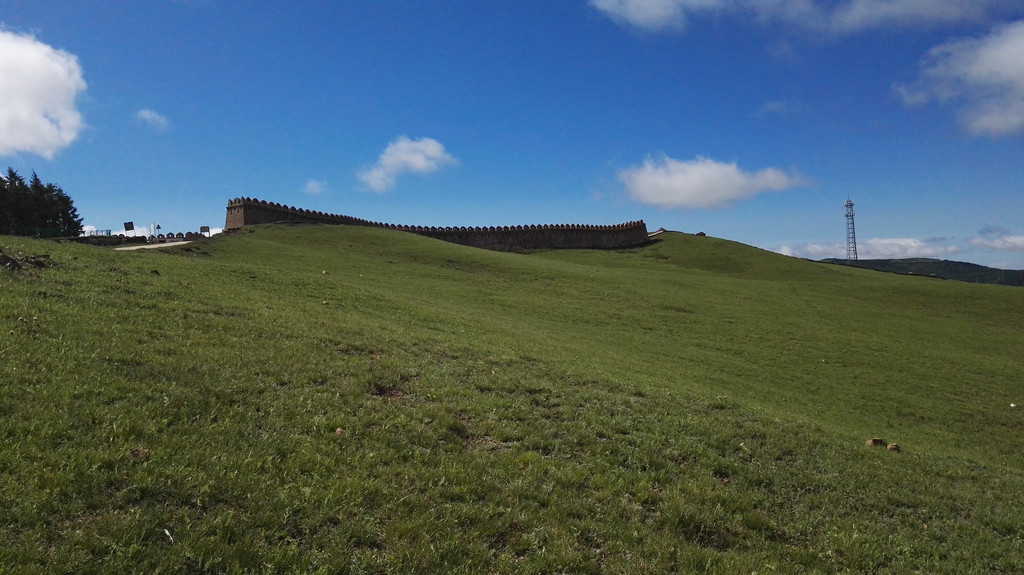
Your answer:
[224,197,650,251]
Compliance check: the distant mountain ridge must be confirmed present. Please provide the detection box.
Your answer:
[820,258,1024,287]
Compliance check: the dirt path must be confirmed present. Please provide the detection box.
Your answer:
[114,241,192,251]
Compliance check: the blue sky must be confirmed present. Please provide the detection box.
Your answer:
[2,1,1023,267]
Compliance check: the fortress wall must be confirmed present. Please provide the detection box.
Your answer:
[225,198,369,228]
[398,223,651,251]
[224,197,649,251]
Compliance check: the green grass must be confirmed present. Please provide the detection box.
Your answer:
[2,225,1023,573]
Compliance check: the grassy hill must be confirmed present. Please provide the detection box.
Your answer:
[2,226,1023,574]
[820,257,1024,287]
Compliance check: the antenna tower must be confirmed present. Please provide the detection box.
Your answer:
[844,199,858,261]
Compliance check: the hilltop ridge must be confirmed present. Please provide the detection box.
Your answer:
[821,257,1024,286]
[2,226,1023,573]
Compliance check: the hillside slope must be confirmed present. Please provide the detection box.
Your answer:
[821,257,1024,287]
[2,227,1023,573]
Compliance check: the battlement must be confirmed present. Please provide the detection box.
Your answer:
[225,197,650,251]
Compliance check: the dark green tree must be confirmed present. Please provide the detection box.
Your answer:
[0,168,83,237]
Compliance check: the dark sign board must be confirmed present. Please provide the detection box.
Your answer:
[200,226,210,233]
[123,221,134,231]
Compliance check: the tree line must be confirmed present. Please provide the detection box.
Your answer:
[1,168,84,238]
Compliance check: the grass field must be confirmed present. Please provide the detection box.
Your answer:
[2,225,1022,573]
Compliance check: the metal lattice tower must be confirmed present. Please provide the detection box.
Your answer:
[844,199,858,261]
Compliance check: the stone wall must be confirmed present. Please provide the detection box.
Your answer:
[224,197,650,251]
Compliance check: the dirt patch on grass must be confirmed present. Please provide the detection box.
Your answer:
[0,249,54,272]
[368,381,406,399]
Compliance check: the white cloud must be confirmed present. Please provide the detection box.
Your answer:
[357,136,458,193]
[755,99,802,117]
[304,179,327,195]
[619,155,808,209]
[897,20,1024,136]
[778,236,961,260]
[0,30,87,158]
[767,40,801,62]
[970,226,1024,250]
[779,230,1024,261]
[136,109,170,131]
[859,237,961,258]
[824,0,998,34]
[588,0,724,32]
[776,242,844,259]
[591,0,1015,35]
[971,235,1024,250]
